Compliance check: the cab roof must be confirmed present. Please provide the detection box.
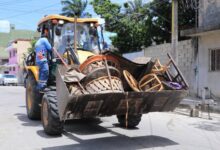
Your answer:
[38,14,98,26]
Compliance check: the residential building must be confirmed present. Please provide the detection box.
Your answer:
[181,0,220,98]
[6,39,32,83]
[0,25,39,75]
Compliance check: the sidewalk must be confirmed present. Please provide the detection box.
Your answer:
[175,96,220,118]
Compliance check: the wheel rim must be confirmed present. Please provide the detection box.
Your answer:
[139,73,163,92]
[27,84,32,111]
[42,100,49,127]
[123,70,140,92]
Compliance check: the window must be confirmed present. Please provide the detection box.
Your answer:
[210,49,220,71]
[13,49,17,56]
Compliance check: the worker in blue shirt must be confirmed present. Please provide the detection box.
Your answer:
[35,29,52,91]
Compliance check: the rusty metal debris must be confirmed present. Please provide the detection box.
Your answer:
[123,54,188,92]
[123,70,140,92]
[55,52,188,129]
[64,55,123,95]
[85,76,123,94]
[139,73,163,92]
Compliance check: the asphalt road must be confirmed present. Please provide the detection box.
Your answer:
[0,86,220,150]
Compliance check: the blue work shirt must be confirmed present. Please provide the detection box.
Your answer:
[35,37,52,63]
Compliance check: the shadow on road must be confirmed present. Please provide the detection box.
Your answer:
[14,113,41,127]
[39,118,178,150]
[37,130,62,139]
[189,120,220,131]
[14,113,178,149]
[19,105,26,108]
[113,123,139,130]
[64,118,107,135]
[42,134,178,150]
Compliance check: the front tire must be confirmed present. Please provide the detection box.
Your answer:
[41,90,63,135]
[25,73,43,120]
[117,114,142,128]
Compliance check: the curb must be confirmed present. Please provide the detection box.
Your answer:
[175,98,220,119]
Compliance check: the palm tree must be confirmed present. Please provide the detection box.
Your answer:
[124,0,143,14]
[61,0,89,17]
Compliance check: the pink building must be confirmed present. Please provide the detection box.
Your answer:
[6,39,31,83]
[8,46,18,75]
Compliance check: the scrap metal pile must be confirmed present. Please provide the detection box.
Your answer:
[63,53,188,96]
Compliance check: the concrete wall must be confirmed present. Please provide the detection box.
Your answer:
[123,51,144,60]
[198,31,220,97]
[143,40,197,96]
[199,0,220,27]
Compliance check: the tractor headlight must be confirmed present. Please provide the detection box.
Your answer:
[59,20,64,25]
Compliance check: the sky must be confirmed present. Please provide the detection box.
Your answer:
[0,0,131,31]
[0,0,151,43]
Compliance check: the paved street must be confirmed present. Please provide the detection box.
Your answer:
[0,86,220,150]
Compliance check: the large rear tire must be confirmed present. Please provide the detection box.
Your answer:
[41,90,63,135]
[117,114,142,128]
[25,73,42,120]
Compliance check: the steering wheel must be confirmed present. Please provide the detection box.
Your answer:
[123,70,140,92]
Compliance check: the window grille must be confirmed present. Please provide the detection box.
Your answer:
[209,49,220,71]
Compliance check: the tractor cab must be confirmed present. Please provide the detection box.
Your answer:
[37,15,99,64]
[24,15,100,84]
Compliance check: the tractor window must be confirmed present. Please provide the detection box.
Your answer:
[54,23,98,55]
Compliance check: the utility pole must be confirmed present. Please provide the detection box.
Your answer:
[171,0,178,65]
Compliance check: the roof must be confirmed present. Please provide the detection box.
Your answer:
[181,24,220,37]
[38,14,98,26]
[0,29,39,47]
[0,29,39,59]
[12,38,32,43]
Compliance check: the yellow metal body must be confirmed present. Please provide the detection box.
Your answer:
[38,14,98,26]
[26,66,39,81]
[63,50,95,64]
[26,50,93,82]
[78,50,95,63]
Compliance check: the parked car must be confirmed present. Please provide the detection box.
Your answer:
[0,74,4,85]
[1,74,18,86]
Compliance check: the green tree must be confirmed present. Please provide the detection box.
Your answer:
[22,39,36,63]
[28,39,37,54]
[61,0,91,17]
[147,0,197,44]
[91,0,196,53]
[92,0,147,53]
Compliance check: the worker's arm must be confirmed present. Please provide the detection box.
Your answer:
[43,38,52,51]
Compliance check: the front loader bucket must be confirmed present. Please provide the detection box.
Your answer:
[66,90,187,119]
[56,65,188,120]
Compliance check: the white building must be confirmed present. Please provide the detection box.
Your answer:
[181,0,220,98]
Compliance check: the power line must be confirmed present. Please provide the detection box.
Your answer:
[0,7,30,13]
[0,0,36,6]
[0,2,60,20]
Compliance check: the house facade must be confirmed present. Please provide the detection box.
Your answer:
[0,49,8,74]
[6,39,31,83]
[181,0,220,98]
[0,24,39,74]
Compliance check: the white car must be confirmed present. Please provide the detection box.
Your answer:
[1,74,18,86]
[0,74,3,85]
